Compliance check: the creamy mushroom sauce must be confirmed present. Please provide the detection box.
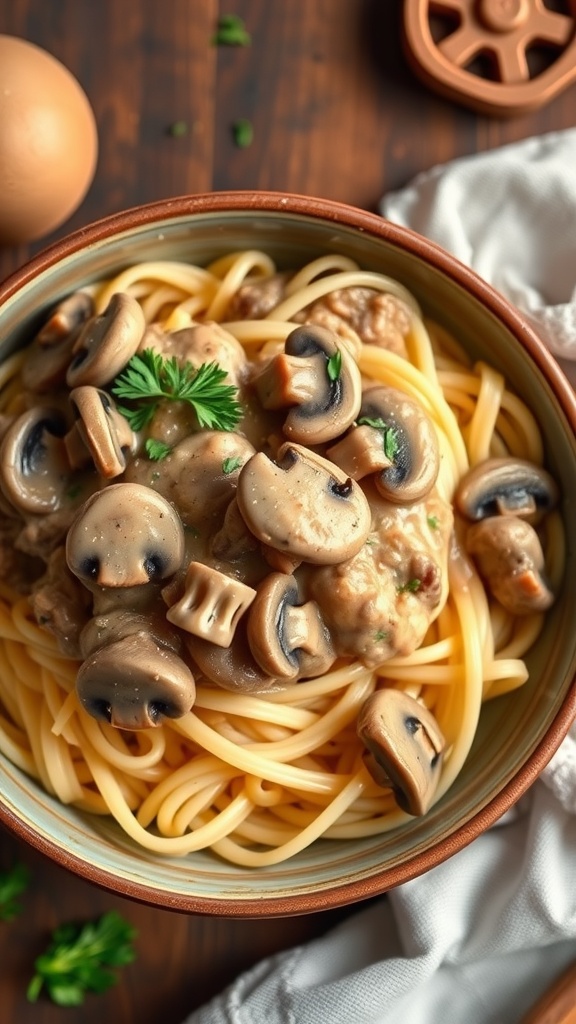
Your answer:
[0,271,559,819]
[0,283,453,700]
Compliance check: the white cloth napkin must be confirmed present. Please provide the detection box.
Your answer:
[183,130,576,1024]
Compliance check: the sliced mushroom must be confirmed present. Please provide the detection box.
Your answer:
[465,515,554,615]
[65,386,136,478]
[357,688,445,816]
[247,572,335,680]
[66,483,185,588]
[328,386,440,504]
[165,561,257,648]
[0,407,72,514]
[76,631,196,729]
[22,291,94,393]
[167,432,256,528]
[184,619,280,694]
[236,442,371,565]
[252,324,362,444]
[66,292,145,388]
[455,457,559,525]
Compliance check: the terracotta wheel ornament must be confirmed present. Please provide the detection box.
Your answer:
[403,0,576,116]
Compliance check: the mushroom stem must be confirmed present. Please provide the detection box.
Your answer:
[165,561,257,648]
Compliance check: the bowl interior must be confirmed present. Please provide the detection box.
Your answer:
[1,196,575,915]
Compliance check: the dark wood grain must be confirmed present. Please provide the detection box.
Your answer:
[0,1,575,1020]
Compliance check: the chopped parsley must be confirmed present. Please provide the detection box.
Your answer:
[374,629,390,643]
[213,14,251,46]
[145,438,172,461]
[27,910,137,1007]
[222,456,243,475]
[167,120,188,137]
[0,863,30,921]
[326,348,342,382]
[232,118,253,148]
[397,578,422,594]
[112,349,242,432]
[427,515,439,530]
[358,416,399,462]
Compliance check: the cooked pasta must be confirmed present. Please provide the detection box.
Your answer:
[0,250,562,866]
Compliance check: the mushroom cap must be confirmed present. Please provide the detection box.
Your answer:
[354,385,440,504]
[455,457,559,524]
[357,688,445,815]
[236,442,371,565]
[66,482,185,588]
[66,292,145,388]
[465,515,555,615]
[76,632,196,729]
[255,324,362,445]
[0,406,71,514]
[247,572,335,680]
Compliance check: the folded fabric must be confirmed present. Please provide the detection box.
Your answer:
[381,128,576,388]
[183,130,576,1024]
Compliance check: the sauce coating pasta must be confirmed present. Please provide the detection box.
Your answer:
[0,251,562,865]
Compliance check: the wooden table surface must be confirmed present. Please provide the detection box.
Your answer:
[0,2,574,1021]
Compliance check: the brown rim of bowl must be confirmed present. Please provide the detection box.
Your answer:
[1,190,575,917]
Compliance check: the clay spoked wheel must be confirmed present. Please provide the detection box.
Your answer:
[402,0,576,115]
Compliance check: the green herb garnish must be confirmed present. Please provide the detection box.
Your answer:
[145,438,172,461]
[397,578,422,594]
[374,629,390,643]
[213,14,251,46]
[222,456,243,475]
[0,863,30,921]
[112,349,242,432]
[358,416,399,462]
[167,120,188,137]
[326,348,342,382]
[27,911,137,1007]
[232,118,254,148]
[427,515,439,530]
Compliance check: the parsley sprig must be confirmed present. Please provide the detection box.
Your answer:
[112,349,243,432]
[27,910,137,1007]
[0,863,30,921]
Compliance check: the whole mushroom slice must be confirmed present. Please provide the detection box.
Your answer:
[247,572,335,680]
[66,483,185,588]
[252,324,362,445]
[76,631,196,729]
[465,515,555,615]
[328,385,440,504]
[66,292,146,388]
[236,442,371,565]
[65,386,136,478]
[165,561,257,648]
[0,406,72,514]
[357,688,445,816]
[22,291,94,393]
[455,457,559,525]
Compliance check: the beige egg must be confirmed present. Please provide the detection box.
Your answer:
[0,35,98,244]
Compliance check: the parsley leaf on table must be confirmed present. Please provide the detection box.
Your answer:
[27,910,137,1007]
[0,863,30,921]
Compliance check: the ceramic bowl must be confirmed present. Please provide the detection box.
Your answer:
[0,192,575,916]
